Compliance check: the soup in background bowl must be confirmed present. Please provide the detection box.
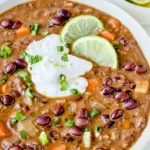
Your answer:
[0,0,150,150]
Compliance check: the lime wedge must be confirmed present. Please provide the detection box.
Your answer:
[72,36,118,69]
[60,15,104,43]
[129,0,150,5]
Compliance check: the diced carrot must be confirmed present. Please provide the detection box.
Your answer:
[87,78,101,93]
[47,144,66,150]
[99,31,115,41]
[10,110,16,118]
[0,122,10,137]
[16,25,30,36]
[122,120,130,129]
[0,83,8,93]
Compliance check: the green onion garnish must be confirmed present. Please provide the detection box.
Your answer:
[57,46,64,52]
[21,52,28,59]
[59,74,69,91]
[17,71,28,78]
[70,89,79,95]
[53,118,60,124]
[39,131,49,145]
[29,23,41,35]
[61,53,68,62]
[90,109,100,117]
[0,75,8,84]
[25,87,34,98]
[83,127,89,132]
[15,111,27,121]
[12,118,17,125]
[20,130,27,138]
[95,125,102,132]
[28,55,43,65]
[0,44,12,58]
[65,119,75,127]
[41,31,49,36]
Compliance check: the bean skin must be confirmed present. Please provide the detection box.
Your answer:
[101,114,110,123]
[1,95,15,106]
[15,58,27,69]
[111,109,123,120]
[129,82,136,89]
[135,65,147,74]
[11,20,22,29]
[124,99,138,110]
[122,62,135,71]
[102,77,112,86]
[50,16,63,25]
[78,108,88,118]
[75,117,90,127]
[59,9,71,19]
[4,62,17,74]
[0,19,13,28]
[36,115,51,126]
[114,92,130,102]
[8,145,22,150]
[101,86,115,95]
[69,126,83,136]
[53,105,64,116]
[104,121,116,128]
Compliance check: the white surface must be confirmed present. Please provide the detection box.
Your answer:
[0,0,150,150]
[107,0,150,25]
[26,34,92,97]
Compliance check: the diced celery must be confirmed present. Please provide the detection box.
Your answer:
[39,131,49,145]
[83,131,91,148]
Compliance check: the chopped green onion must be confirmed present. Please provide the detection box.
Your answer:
[29,67,32,70]
[0,44,12,58]
[59,74,66,81]
[17,71,28,78]
[25,87,34,98]
[59,74,69,91]
[29,23,41,35]
[61,53,68,62]
[70,89,79,95]
[21,52,28,59]
[20,130,27,138]
[65,43,70,48]
[15,111,27,121]
[83,127,89,132]
[28,55,43,65]
[57,46,64,52]
[53,118,60,124]
[12,118,17,125]
[39,131,49,145]
[112,41,119,49]
[95,125,102,132]
[0,75,8,84]
[23,76,32,87]
[41,31,49,36]
[65,119,75,127]
[90,109,100,117]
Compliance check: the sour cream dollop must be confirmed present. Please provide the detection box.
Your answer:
[26,34,93,97]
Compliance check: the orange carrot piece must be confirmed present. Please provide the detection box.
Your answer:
[47,144,66,150]
[0,83,8,93]
[99,31,115,41]
[16,25,30,36]
[87,78,101,93]
[0,122,10,137]
[122,120,130,129]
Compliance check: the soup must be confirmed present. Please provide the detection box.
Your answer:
[0,0,150,150]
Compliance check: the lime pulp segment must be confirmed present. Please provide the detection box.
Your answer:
[72,36,118,69]
[129,0,150,5]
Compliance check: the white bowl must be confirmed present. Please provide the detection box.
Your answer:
[0,0,150,150]
[106,0,150,25]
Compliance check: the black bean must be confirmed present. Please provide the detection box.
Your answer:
[78,108,88,118]
[129,82,136,89]
[36,115,51,126]
[4,62,17,74]
[8,145,22,150]
[101,114,110,123]
[102,77,112,86]
[122,62,135,71]
[26,142,44,150]
[62,135,74,142]
[49,130,59,141]
[59,9,71,19]
[135,65,147,74]
[50,16,63,25]
[115,87,122,92]
[114,92,130,102]
[111,109,123,120]
[69,126,83,136]
[11,20,22,29]
[75,117,90,127]
[124,99,138,110]
[0,19,13,28]
[118,36,128,46]
[96,148,108,150]
[53,105,64,116]
[104,121,116,129]
[11,90,20,97]
[1,95,15,106]
[101,86,115,95]
[22,105,29,112]
[112,76,120,82]
[15,58,27,69]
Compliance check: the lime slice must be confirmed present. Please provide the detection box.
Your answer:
[129,0,150,5]
[60,15,104,43]
[72,36,118,68]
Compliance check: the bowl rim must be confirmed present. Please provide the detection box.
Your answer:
[0,0,150,149]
